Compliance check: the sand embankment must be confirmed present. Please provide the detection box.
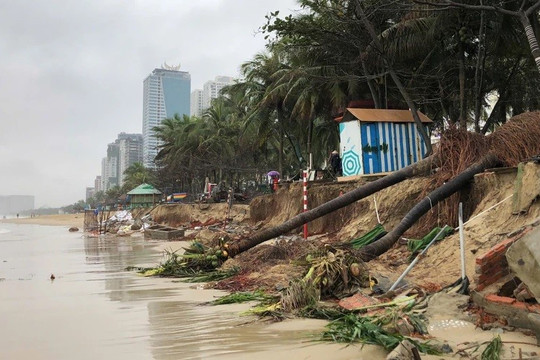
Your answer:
[0,213,84,228]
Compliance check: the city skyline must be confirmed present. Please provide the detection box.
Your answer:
[0,0,298,207]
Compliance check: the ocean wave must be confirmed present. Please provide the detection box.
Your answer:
[0,228,11,234]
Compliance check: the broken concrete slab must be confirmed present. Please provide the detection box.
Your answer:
[506,224,540,302]
[144,224,185,240]
[512,162,540,214]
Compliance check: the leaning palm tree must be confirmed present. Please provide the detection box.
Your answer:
[228,154,435,257]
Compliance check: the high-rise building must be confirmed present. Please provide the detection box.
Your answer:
[117,133,143,186]
[100,133,143,191]
[202,76,234,110]
[142,64,191,167]
[101,143,119,191]
[190,89,204,117]
[94,176,102,193]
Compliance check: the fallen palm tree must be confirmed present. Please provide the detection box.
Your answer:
[359,153,500,261]
[361,111,540,260]
[228,155,435,257]
[230,111,540,261]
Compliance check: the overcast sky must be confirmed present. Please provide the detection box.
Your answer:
[0,0,298,208]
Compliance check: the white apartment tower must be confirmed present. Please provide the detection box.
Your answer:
[190,89,204,117]
[202,76,234,110]
[142,65,191,168]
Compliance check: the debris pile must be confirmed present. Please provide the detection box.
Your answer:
[130,112,540,356]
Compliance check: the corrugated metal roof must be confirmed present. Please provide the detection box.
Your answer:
[127,183,162,195]
[343,108,433,123]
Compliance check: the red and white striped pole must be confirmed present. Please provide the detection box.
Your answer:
[303,169,308,239]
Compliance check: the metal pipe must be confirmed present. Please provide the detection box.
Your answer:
[459,202,466,280]
[388,226,448,292]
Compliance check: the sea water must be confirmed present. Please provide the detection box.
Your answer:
[0,223,378,360]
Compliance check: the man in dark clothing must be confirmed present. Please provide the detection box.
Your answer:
[329,150,342,176]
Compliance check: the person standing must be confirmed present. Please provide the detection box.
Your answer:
[329,150,342,177]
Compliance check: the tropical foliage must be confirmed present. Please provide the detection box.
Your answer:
[149,0,540,194]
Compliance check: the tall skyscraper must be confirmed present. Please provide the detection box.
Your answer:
[142,64,191,167]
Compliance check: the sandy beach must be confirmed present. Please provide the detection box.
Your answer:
[0,213,84,228]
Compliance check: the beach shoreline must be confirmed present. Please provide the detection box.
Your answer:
[0,213,84,228]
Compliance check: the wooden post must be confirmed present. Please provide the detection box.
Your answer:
[303,170,308,239]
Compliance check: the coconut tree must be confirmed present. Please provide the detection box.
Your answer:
[239,51,291,175]
[418,0,540,74]
[122,162,155,191]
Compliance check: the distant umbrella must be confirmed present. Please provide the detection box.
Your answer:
[267,171,280,177]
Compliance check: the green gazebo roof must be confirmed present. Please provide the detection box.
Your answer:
[127,183,162,195]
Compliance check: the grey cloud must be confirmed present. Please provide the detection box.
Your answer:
[0,0,297,207]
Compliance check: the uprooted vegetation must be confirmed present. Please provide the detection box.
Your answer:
[135,112,540,355]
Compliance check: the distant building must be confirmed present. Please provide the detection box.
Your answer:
[100,133,143,191]
[190,76,235,118]
[202,76,234,110]
[101,142,119,191]
[142,65,191,168]
[86,187,95,201]
[94,176,102,193]
[0,195,34,215]
[190,89,204,117]
[117,133,143,186]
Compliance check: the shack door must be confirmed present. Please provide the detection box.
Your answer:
[361,122,382,174]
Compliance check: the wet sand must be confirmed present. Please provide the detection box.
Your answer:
[2,218,539,359]
[0,213,84,228]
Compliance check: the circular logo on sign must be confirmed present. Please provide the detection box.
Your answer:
[342,150,361,175]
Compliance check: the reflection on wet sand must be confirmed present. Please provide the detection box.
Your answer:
[0,224,377,359]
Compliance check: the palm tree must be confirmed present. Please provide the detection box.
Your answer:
[240,51,291,175]
[122,162,155,191]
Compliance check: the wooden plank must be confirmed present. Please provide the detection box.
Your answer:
[337,172,392,182]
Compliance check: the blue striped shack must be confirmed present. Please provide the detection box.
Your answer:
[338,108,432,176]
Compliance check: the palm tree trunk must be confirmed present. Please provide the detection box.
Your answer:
[361,59,381,109]
[473,7,486,133]
[481,56,521,134]
[228,155,435,257]
[520,11,540,73]
[277,106,285,175]
[359,153,499,261]
[355,2,433,156]
[307,118,313,169]
[458,41,467,129]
